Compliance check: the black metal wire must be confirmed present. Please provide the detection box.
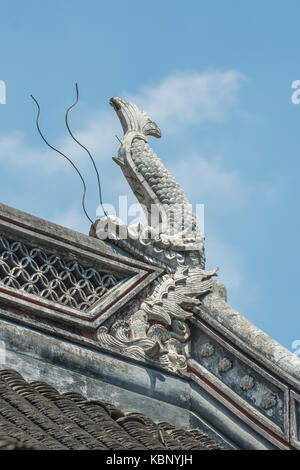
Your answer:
[30,94,94,224]
[65,83,108,217]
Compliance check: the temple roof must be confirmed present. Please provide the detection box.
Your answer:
[0,202,299,449]
[0,368,222,451]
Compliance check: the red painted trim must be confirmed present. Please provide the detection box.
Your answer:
[0,286,87,319]
[93,272,149,320]
[2,303,95,340]
[189,366,296,450]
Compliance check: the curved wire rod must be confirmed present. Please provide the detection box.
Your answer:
[65,83,108,217]
[30,94,94,224]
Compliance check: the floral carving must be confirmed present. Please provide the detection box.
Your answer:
[218,358,233,373]
[261,393,277,410]
[240,375,255,391]
[200,342,215,358]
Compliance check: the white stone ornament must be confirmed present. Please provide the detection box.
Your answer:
[218,358,233,373]
[261,393,278,410]
[240,375,255,391]
[92,97,219,373]
[200,342,215,358]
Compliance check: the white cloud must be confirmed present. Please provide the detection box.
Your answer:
[0,131,59,172]
[128,70,245,132]
[0,69,244,174]
[169,152,249,210]
[58,110,117,161]
[0,110,117,175]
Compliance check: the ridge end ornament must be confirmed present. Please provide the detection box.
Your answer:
[91,97,218,373]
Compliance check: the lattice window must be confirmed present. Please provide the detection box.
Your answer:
[0,235,121,311]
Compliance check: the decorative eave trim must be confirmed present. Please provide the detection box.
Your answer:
[196,286,300,392]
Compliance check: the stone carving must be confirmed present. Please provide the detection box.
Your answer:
[92,98,218,372]
[200,342,215,358]
[261,393,277,410]
[0,235,120,311]
[192,328,286,429]
[90,97,207,270]
[97,315,189,372]
[240,375,255,391]
[218,358,233,373]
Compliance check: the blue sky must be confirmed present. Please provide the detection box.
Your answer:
[0,0,299,351]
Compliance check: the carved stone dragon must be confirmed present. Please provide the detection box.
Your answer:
[91,97,218,373]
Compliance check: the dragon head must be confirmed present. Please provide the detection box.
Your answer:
[110,97,161,138]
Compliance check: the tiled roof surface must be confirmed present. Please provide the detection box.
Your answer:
[0,368,223,450]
